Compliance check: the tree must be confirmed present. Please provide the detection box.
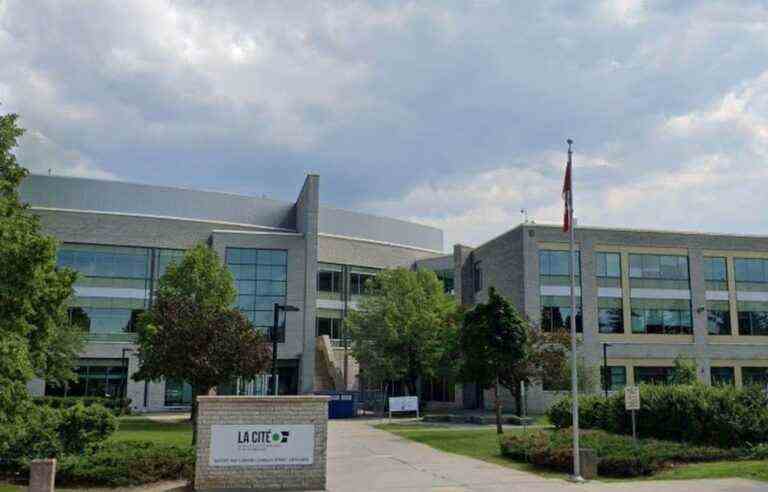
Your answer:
[134,244,272,444]
[459,288,581,433]
[459,287,529,433]
[0,111,84,421]
[669,355,697,385]
[346,268,458,397]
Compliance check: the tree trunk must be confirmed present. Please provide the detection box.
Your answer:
[494,378,503,435]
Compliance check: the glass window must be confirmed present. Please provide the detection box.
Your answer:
[711,367,735,386]
[596,252,621,278]
[629,254,689,280]
[68,307,143,334]
[164,379,193,406]
[58,245,151,279]
[351,273,376,295]
[316,317,343,340]
[707,310,731,335]
[704,257,727,282]
[738,311,768,336]
[602,366,627,391]
[541,306,583,333]
[743,367,768,386]
[598,308,623,334]
[540,250,580,277]
[634,366,673,385]
[46,359,127,398]
[735,258,768,283]
[318,271,341,293]
[473,262,483,292]
[631,309,692,335]
[226,248,288,331]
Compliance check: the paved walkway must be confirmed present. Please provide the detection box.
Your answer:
[326,420,768,492]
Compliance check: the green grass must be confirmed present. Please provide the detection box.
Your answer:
[110,416,193,446]
[376,423,560,478]
[377,422,768,482]
[653,461,768,482]
[0,485,23,492]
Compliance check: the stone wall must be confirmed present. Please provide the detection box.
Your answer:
[195,396,328,491]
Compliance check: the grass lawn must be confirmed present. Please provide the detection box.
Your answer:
[110,416,193,447]
[377,422,768,483]
[376,423,560,478]
[0,485,22,492]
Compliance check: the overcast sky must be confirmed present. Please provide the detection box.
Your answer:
[2,1,768,250]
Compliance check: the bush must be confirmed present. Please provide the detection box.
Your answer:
[55,441,194,486]
[0,403,116,466]
[32,396,132,415]
[501,428,746,477]
[58,403,118,454]
[546,384,768,447]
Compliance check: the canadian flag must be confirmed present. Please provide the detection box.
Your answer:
[562,156,572,232]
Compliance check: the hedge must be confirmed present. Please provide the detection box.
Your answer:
[54,441,194,487]
[501,428,752,477]
[546,384,768,447]
[0,403,117,467]
[32,396,132,415]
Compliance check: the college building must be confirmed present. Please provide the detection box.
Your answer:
[455,223,768,412]
[21,174,768,413]
[21,174,443,412]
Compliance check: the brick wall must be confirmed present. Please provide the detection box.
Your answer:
[195,396,329,491]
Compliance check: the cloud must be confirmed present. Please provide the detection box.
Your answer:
[15,129,117,180]
[2,1,768,247]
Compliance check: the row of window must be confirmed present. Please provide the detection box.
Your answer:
[546,366,768,391]
[545,250,768,285]
[317,270,376,295]
[226,248,287,331]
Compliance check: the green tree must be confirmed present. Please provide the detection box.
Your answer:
[346,268,458,397]
[669,355,698,385]
[0,111,84,421]
[134,244,271,444]
[459,287,529,433]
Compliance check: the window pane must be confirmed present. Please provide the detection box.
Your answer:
[631,309,645,333]
[539,251,550,276]
[708,310,730,335]
[711,367,735,386]
[705,258,727,282]
[642,255,661,278]
[598,308,623,334]
[606,253,621,277]
[595,253,606,277]
[660,256,678,279]
[550,252,569,276]
[646,310,663,334]
[743,367,768,386]
[629,255,643,278]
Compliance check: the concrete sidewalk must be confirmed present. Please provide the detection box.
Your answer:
[326,420,768,492]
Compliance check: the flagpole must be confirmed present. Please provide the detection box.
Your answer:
[567,138,583,482]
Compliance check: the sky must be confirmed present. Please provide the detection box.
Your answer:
[2,1,768,251]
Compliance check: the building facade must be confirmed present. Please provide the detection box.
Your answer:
[455,223,768,413]
[22,174,443,412]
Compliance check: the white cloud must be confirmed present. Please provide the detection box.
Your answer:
[15,129,117,180]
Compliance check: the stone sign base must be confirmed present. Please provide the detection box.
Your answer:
[195,396,329,491]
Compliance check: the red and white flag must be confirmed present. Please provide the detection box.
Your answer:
[562,154,572,232]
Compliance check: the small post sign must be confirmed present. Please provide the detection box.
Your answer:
[624,385,640,444]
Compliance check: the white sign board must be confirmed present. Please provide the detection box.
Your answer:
[389,396,418,412]
[209,425,314,467]
[624,385,640,411]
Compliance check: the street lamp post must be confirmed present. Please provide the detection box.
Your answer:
[602,343,610,399]
[272,303,300,396]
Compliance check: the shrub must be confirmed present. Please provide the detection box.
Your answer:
[55,441,194,486]
[501,428,746,477]
[32,396,132,415]
[58,403,118,454]
[0,403,116,467]
[547,384,768,447]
